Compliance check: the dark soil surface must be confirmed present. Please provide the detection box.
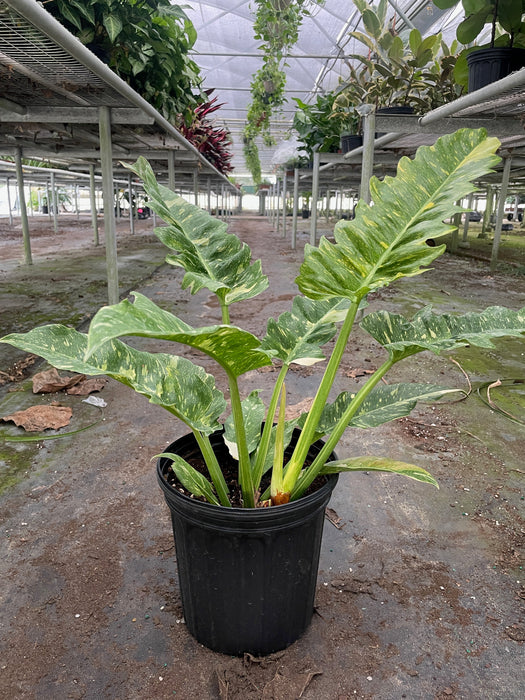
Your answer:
[0,214,523,699]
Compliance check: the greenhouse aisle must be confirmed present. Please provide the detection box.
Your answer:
[0,214,524,699]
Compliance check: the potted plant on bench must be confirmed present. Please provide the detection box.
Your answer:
[2,128,524,656]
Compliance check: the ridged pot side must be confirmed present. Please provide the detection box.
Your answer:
[157,430,338,655]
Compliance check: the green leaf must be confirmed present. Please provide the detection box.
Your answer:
[123,158,268,306]
[56,0,83,31]
[86,292,271,378]
[457,9,490,44]
[311,384,460,433]
[321,456,438,487]
[433,0,460,8]
[70,0,95,25]
[362,8,381,40]
[1,326,225,435]
[261,296,350,366]
[361,306,525,361]
[296,129,500,303]
[224,391,266,459]
[409,28,422,54]
[102,13,123,43]
[156,453,219,505]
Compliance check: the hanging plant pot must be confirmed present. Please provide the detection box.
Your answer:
[157,429,338,656]
[340,134,363,154]
[467,47,525,92]
[263,79,276,95]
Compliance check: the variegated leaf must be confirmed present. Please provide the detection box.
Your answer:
[224,390,266,459]
[85,292,271,377]
[123,158,268,305]
[310,384,460,433]
[156,453,219,505]
[297,129,500,301]
[261,296,351,365]
[321,456,438,487]
[361,306,525,361]
[1,326,226,435]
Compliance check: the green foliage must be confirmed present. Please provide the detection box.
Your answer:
[434,0,525,49]
[337,1,464,111]
[46,0,203,124]
[433,0,525,88]
[243,0,324,180]
[292,93,359,156]
[4,129,524,510]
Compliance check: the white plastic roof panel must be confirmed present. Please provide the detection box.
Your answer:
[184,0,465,175]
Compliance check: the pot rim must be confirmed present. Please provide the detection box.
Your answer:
[156,430,339,524]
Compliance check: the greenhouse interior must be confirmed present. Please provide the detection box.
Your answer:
[0,1,524,698]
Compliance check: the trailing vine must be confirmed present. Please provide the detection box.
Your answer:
[243,0,324,183]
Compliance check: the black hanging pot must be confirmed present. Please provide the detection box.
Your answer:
[467,47,525,92]
[157,429,338,656]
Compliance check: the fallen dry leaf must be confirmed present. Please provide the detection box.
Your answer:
[344,367,374,379]
[32,368,84,394]
[1,405,73,431]
[285,397,313,420]
[66,377,107,395]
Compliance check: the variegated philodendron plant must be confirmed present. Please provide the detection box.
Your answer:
[3,129,525,508]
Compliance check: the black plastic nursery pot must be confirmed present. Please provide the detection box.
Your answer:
[157,430,338,656]
[340,134,363,154]
[467,47,525,92]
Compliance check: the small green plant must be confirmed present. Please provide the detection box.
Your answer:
[243,0,324,180]
[433,0,525,87]
[339,0,462,111]
[3,129,525,508]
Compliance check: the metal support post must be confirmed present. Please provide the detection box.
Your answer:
[310,151,320,245]
[99,105,119,305]
[491,156,512,272]
[6,177,13,226]
[50,171,58,233]
[14,147,32,264]
[168,151,176,191]
[207,178,212,213]
[89,164,99,245]
[75,184,79,221]
[193,171,199,207]
[128,174,135,235]
[360,106,375,204]
[282,171,287,238]
[459,193,473,248]
[291,167,299,250]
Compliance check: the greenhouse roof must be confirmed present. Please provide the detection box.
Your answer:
[0,0,238,193]
[186,0,467,175]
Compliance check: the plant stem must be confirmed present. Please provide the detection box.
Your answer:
[192,430,232,507]
[219,296,255,506]
[270,383,288,505]
[291,356,395,499]
[252,363,288,490]
[282,300,360,493]
[227,369,255,507]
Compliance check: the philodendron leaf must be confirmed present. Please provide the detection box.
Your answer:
[361,306,525,361]
[86,292,271,377]
[224,390,266,459]
[123,158,268,305]
[156,453,219,505]
[1,326,226,435]
[261,296,351,365]
[307,383,460,434]
[297,129,500,302]
[321,456,438,487]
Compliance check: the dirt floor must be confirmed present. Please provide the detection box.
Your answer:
[0,213,524,699]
